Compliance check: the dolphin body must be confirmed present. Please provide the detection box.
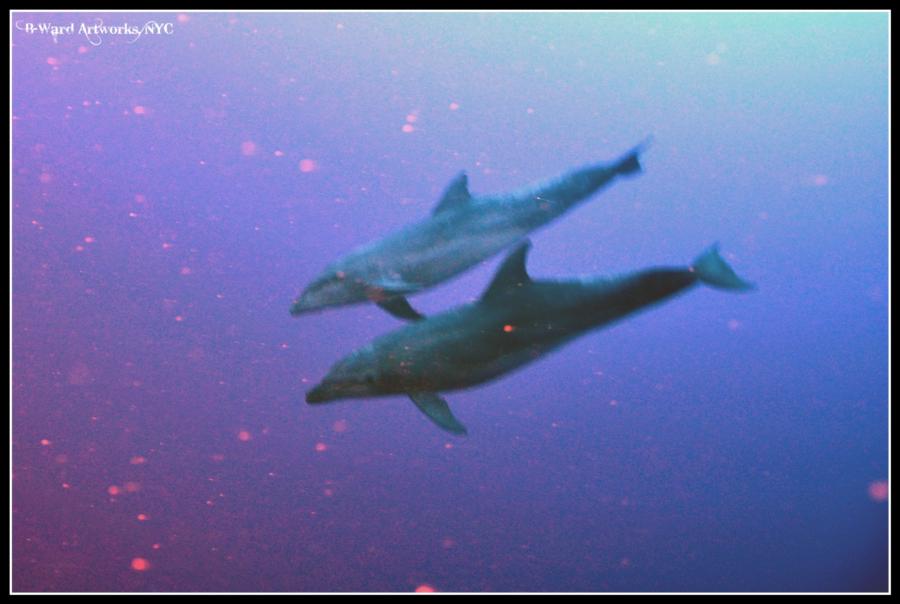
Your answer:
[290,140,649,320]
[306,242,754,434]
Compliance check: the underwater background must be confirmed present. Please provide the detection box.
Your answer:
[11,11,888,592]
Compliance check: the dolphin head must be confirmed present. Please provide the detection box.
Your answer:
[306,345,385,404]
[290,268,368,316]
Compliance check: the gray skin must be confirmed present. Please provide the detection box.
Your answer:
[306,241,755,434]
[290,139,650,320]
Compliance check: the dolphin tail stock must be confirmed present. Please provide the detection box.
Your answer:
[691,244,755,292]
[613,135,653,177]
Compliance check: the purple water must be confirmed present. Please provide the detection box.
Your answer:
[12,11,889,592]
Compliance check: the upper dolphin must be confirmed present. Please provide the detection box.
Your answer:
[290,139,651,320]
[305,241,755,435]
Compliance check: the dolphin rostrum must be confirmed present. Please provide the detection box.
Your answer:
[306,241,754,434]
[290,140,650,320]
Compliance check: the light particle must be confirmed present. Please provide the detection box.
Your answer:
[130,557,151,572]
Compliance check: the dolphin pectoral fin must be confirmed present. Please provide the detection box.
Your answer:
[409,392,468,435]
[433,171,472,215]
[377,296,425,321]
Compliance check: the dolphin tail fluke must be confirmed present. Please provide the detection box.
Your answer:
[615,135,653,176]
[691,244,755,292]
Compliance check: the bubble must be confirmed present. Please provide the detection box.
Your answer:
[868,480,888,502]
[130,557,151,571]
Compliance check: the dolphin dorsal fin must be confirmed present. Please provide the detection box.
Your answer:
[481,240,533,303]
[433,171,471,215]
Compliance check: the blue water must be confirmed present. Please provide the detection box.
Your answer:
[12,11,889,593]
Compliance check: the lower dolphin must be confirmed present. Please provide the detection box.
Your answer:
[306,241,754,434]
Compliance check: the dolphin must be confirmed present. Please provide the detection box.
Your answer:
[306,241,754,434]
[290,139,650,320]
